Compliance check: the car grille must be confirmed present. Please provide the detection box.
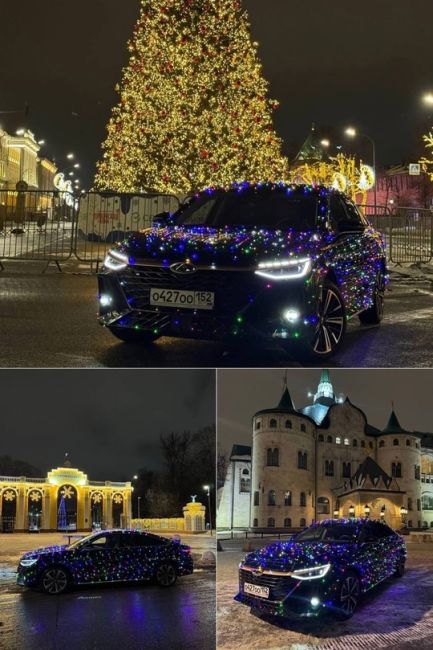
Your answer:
[117,266,258,316]
[239,568,295,602]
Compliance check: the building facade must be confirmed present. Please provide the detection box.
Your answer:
[219,371,433,532]
[0,461,133,532]
[217,445,252,530]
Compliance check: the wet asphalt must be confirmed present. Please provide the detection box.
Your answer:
[1,261,432,368]
[0,569,215,650]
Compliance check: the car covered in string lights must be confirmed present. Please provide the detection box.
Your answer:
[98,183,387,358]
[235,518,406,619]
[16,529,193,595]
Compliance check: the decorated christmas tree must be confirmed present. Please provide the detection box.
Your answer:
[95,0,287,194]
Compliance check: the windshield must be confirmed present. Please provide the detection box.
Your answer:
[175,189,319,230]
[296,523,359,543]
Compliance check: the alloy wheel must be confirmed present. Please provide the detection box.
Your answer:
[156,563,176,587]
[312,285,345,355]
[42,568,68,594]
[340,575,360,616]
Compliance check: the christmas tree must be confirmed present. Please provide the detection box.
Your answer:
[95,0,287,194]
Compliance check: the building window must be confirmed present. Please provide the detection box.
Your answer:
[300,518,306,527]
[393,439,399,446]
[240,469,251,493]
[417,499,421,511]
[285,419,292,429]
[325,460,334,477]
[318,434,324,442]
[267,517,275,528]
[391,462,402,478]
[270,419,277,428]
[284,517,292,527]
[327,435,333,443]
[342,462,351,478]
[268,490,276,506]
[298,451,307,470]
[353,439,358,447]
[253,491,259,506]
[253,518,258,527]
[344,438,350,446]
[416,443,420,449]
[421,495,433,510]
[369,442,373,448]
[284,491,292,506]
[255,419,261,430]
[336,437,341,445]
[406,439,411,446]
[301,424,306,432]
[408,497,412,511]
[415,465,421,480]
[408,520,412,528]
[379,440,385,447]
[300,492,306,507]
[317,497,330,515]
[266,448,279,466]
[361,440,365,448]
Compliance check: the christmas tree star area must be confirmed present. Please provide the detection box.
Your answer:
[95,0,288,194]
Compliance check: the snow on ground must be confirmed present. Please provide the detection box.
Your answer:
[217,538,433,650]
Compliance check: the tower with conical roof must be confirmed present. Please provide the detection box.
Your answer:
[292,123,326,166]
[314,369,335,407]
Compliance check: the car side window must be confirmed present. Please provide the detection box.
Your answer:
[330,195,365,232]
[134,534,165,547]
[88,534,109,547]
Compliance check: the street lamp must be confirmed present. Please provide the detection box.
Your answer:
[345,126,377,215]
[66,153,74,160]
[203,484,212,536]
[320,139,330,148]
[422,92,433,106]
[333,508,339,519]
[137,496,142,519]
[380,505,386,520]
[364,504,371,518]
[348,505,355,518]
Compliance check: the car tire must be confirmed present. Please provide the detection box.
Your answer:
[335,572,360,619]
[40,566,70,595]
[303,280,347,359]
[359,271,385,325]
[155,563,177,587]
[108,327,160,344]
[394,558,405,578]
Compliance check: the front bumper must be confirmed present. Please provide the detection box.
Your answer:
[97,265,317,342]
[16,565,40,588]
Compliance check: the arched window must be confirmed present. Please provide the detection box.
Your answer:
[369,441,373,448]
[417,499,421,511]
[344,438,350,446]
[267,517,275,528]
[336,436,341,445]
[253,491,259,506]
[353,439,358,447]
[253,518,258,527]
[421,495,433,510]
[379,440,385,447]
[342,462,351,478]
[240,469,251,493]
[361,440,365,448]
[285,419,292,429]
[255,419,261,430]
[284,491,292,506]
[298,451,307,470]
[300,518,306,527]
[284,517,292,527]
[415,465,421,480]
[406,439,411,446]
[301,424,306,432]
[300,492,306,507]
[327,435,333,443]
[391,462,402,478]
[267,448,279,466]
[393,439,399,446]
[268,490,276,506]
[317,496,330,515]
[270,418,277,428]
[318,434,324,442]
[407,497,413,511]
[325,460,334,477]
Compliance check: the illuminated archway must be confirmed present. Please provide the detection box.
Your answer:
[27,489,43,531]
[57,485,78,531]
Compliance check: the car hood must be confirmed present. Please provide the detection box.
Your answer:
[21,544,68,560]
[122,226,334,268]
[243,540,355,572]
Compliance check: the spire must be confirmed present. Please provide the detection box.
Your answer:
[293,123,325,165]
[63,452,72,468]
[277,386,295,411]
[314,369,335,406]
[382,409,407,435]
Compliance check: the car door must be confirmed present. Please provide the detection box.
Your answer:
[74,532,123,583]
[327,194,373,316]
[356,521,393,588]
[132,533,171,580]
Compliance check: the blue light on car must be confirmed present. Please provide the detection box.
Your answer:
[20,558,38,567]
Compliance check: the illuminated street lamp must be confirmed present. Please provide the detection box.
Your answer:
[73,163,80,169]
[137,496,142,519]
[348,505,355,518]
[333,508,339,519]
[203,484,213,536]
[380,505,386,520]
[66,153,74,160]
[345,126,377,214]
[364,504,371,518]
[320,139,330,148]
[422,92,433,106]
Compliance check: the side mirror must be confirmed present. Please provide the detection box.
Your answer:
[337,220,365,233]
[152,211,172,227]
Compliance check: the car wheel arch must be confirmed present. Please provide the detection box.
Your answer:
[39,563,73,586]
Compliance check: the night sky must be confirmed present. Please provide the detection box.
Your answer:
[2,0,432,188]
[0,370,215,481]
[218,369,433,454]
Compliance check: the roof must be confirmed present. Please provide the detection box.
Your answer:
[417,432,433,449]
[230,444,251,460]
[381,410,408,435]
[352,456,393,489]
[254,386,298,418]
[292,124,326,165]
[299,403,330,425]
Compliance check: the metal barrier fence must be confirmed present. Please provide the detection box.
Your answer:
[0,189,180,270]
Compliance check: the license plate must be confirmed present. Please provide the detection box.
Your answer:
[243,582,270,599]
[150,288,214,310]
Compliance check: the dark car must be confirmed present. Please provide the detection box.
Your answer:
[17,529,193,595]
[97,183,387,358]
[235,519,406,619]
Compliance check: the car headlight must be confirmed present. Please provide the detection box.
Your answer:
[255,257,312,280]
[103,249,129,271]
[292,563,330,580]
[20,558,38,567]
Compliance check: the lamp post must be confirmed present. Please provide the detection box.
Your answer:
[422,92,433,107]
[364,504,371,518]
[345,127,377,215]
[137,496,142,519]
[203,484,212,536]
[400,505,408,527]
[348,505,355,519]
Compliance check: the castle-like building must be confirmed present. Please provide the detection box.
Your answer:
[218,371,433,531]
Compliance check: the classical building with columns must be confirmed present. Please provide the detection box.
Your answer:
[0,459,133,532]
[218,371,433,532]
